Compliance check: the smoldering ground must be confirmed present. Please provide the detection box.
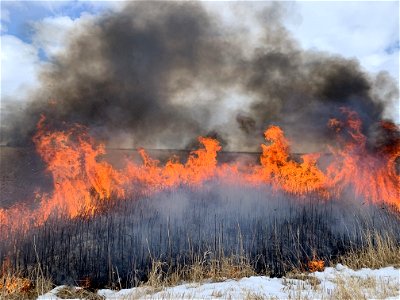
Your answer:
[1,1,398,152]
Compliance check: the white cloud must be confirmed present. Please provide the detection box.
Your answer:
[1,35,42,102]
[285,1,399,79]
[1,12,97,104]
[31,14,95,58]
[31,16,75,57]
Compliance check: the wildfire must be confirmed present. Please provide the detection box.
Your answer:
[0,109,399,232]
[251,125,327,195]
[125,136,222,189]
[326,108,400,209]
[33,115,125,221]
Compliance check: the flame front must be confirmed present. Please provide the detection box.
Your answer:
[326,108,400,209]
[0,109,399,232]
[251,125,327,195]
[33,115,126,220]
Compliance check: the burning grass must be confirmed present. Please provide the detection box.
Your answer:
[1,109,398,233]
[0,108,399,295]
[0,267,53,299]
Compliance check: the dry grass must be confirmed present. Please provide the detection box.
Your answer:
[0,268,53,299]
[3,229,399,299]
[336,230,400,269]
[185,254,256,282]
[284,273,321,288]
[211,289,223,298]
[56,286,105,299]
[0,238,53,299]
[244,290,266,300]
[0,273,33,298]
[280,272,399,300]
[282,272,321,300]
[142,253,256,290]
[329,274,399,300]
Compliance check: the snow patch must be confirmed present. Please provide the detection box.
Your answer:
[38,265,400,299]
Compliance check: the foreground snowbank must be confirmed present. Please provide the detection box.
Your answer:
[38,264,400,299]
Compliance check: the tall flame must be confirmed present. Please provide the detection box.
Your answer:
[252,125,327,195]
[326,108,399,208]
[32,115,126,221]
[0,109,399,233]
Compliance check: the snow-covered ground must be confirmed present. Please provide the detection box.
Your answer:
[38,264,400,299]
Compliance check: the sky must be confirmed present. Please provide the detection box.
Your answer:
[1,1,399,113]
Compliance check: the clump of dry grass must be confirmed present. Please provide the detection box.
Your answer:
[186,254,256,282]
[244,290,266,300]
[284,273,321,288]
[0,273,33,298]
[56,286,104,300]
[329,275,399,300]
[278,273,399,300]
[0,267,53,299]
[143,253,256,289]
[0,249,53,299]
[336,230,400,269]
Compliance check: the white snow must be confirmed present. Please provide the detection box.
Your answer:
[38,264,400,300]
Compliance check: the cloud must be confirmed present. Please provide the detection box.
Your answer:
[1,7,98,103]
[1,35,42,102]
[286,1,399,79]
[31,14,95,58]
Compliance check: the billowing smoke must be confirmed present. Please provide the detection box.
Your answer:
[1,1,398,152]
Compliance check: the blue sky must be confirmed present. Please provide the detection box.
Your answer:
[1,1,399,117]
[1,1,111,36]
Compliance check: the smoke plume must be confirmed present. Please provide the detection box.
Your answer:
[1,1,398,152]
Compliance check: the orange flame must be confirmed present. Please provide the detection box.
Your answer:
[0,109,399,233]
[326,108,400,208]
[251,125,327,195]
[33,115,125,221]
[307,259,325,272]
[125,137,221,189]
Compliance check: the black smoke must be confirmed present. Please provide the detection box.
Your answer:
[1,1,398,152]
